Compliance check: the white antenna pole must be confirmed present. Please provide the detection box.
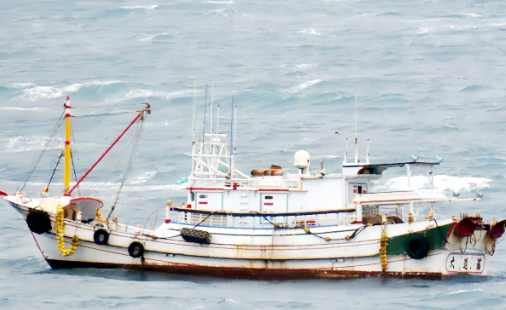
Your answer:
[210,84,214,134]
[366,139,370,164]
[354,91,358,164]
[229,98,234,179]
[191,84,196,175]
[192,84,196,144]
[344,138,348,164]
[233,105,237,154]
[202,84,208,141]
[216,105,220,134]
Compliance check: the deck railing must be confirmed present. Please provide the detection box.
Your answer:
[167,207,357,229]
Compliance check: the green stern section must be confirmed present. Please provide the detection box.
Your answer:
[387,223,452,255]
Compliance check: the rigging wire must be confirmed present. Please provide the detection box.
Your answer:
[71,150,81,197]
[19,109,65,192]
[46,151,64,192]
[86,122,139,194]
[107,117,146,221]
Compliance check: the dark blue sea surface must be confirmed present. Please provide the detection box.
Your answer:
[1,0,506,309]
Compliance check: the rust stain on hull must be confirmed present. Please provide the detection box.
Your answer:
[47,260,444,280]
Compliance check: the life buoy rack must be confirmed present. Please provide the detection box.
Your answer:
[93,229,109,245]
[406,234,430,260]
[128,242,144,258]
[26,210,52,234]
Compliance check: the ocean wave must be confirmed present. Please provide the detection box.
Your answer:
[373,175,491,194]
[7,83,35,88]
[18,81,124,101]
[297,28,322,36]
[287,79,323,92]
[4,136,63,153]
[447,289,484,295]
[139,33,171,41]
[203,0,234,4]
[295,63,319,69]
[130,171,157,184]
[0,107,42,111]
[120,5,159,10]
[114,89,195,102]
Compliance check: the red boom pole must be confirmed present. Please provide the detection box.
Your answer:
[68,103,150,195]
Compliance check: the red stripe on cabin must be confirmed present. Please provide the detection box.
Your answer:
[258,189,289,192]
[199,201,208,204]
[264,202,274,205]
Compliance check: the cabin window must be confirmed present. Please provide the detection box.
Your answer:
[199,194,208,199]
[358,186,362,194]
[265,196,273,200]
[191,192,195,201]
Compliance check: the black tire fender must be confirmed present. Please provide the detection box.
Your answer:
[93,229,109,245]
[26,210,52,234]
[128,242,144,258]
[406,234,430,260]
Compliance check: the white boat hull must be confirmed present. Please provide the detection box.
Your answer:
[11,201,492,279]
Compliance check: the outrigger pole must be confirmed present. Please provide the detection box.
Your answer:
[67,103,151,195]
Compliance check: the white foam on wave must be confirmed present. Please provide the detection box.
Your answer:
[373,175,491,194]
[288,79,322,92]
[203,0,233,4]
[112,89,195,102]
[417,27,436,34]
[131,171,157,184]
[4,136,63,153]
[297,28,322,36]
[296,63,319,69]
[416,24,477,35]
[447,289,483,295]
[457,13,483,18]
[120,5,159,10]
[7,83,35,88]
[19,81,124,101]
[0,107,41,111]
[139,33,170,41]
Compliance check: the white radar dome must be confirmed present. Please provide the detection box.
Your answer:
[294,150,310,169]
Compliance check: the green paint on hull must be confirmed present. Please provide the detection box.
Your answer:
[387,223,452,255]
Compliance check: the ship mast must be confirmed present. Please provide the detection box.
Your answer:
[64,96,72,196]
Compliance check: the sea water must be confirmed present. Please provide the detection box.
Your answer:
[1,0,506,309]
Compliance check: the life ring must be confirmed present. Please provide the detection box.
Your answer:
[93,229,109,245]
[406,234,430,259]
[26,210,52,234]
[128,242,144,258]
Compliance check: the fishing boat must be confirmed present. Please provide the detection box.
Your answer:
[2,96,504,279]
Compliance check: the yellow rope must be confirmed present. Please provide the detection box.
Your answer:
[380,231,388,272]
[56,205,78,256]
